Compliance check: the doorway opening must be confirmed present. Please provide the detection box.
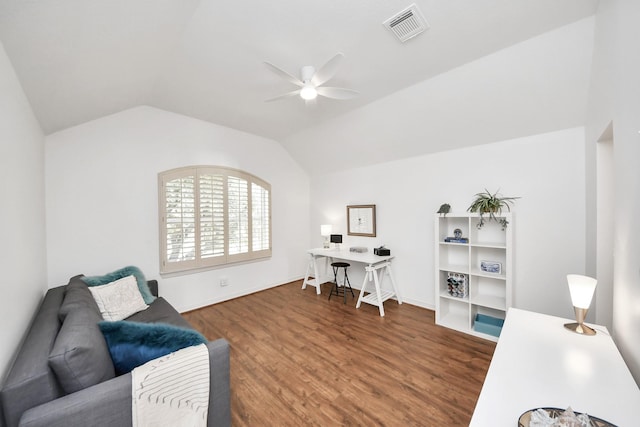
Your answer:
[596,121,614,331]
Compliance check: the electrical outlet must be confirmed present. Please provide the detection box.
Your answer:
[220,277,229,287]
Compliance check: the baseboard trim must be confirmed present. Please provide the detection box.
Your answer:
[180,275,304,313]
[182,276,435,313]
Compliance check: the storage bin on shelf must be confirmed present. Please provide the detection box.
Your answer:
[473,313,504,337]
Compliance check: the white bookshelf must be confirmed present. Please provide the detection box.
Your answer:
[434,213,513,341]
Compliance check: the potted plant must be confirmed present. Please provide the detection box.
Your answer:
[467,189,519,229]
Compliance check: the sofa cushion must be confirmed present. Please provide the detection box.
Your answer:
[48,292,115,394]
[82,265,155,304]
[126,296,192,329]
[88,275,148,321]
[99,321,208,375]
[58,275,98,321]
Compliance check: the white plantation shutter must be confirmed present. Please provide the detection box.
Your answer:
[227,176,249,256]
[252,182,270,252]
[199,173,225,261]
[159,166,271,273]
[163,173,197,268]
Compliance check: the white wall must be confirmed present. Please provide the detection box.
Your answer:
[311,127,586,319]
[0,42,47,381]
[586,0,640,382]
[45,106,310,312]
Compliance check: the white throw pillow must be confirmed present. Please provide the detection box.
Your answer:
[89,275,149,321]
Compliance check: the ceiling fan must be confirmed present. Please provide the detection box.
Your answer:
[264,52,358,102]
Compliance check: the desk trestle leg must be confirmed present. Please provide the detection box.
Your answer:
[301,254,322,295]
[386,263,402,304]
[355,262,401,317]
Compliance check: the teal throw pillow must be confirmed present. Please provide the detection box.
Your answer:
[99,321,208,375]
[82,266,155,304]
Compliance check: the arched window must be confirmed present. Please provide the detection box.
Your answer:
[159,166,271,274]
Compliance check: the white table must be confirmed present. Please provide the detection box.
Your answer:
[470,308,640,426]
[302,248,401,316]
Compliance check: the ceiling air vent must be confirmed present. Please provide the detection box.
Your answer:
[383,4,429,43]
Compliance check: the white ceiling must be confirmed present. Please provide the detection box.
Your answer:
[0,0,598,152]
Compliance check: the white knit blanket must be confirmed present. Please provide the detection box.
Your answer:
[131,344,209,427]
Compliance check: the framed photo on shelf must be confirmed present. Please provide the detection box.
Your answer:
[480,260,502,274]
[347,204,376,237]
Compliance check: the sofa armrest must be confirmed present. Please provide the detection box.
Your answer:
[19,374,132,427]
[207,338,231,427]
[20,339,231,427]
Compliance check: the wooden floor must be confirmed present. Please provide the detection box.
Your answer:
[184,280,496,426]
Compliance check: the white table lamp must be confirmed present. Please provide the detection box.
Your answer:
[564,274,598,335]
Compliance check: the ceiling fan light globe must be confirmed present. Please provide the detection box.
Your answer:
[300,85,318,100]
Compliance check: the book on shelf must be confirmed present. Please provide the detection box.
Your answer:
[444,237,469,243]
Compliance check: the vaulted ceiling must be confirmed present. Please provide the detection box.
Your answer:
[0,0,598,170]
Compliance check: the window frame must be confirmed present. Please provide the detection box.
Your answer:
[158,165,272,274]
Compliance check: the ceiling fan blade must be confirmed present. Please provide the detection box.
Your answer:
[264,89,301,102]
[311,52,344,86]
[316,86,358,100]
[263,62,304,87]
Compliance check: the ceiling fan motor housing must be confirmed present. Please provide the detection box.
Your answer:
[300,65,315,83]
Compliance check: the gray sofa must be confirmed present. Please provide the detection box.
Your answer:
[0,275,230,427]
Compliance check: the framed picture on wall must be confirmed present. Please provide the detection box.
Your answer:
[347,204,376,237]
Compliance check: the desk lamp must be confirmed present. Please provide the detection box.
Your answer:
[320,225,332,248]
[564,274,598,335]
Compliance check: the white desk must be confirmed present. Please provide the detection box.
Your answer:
[302,248,401,316]
[471,308,640,426]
